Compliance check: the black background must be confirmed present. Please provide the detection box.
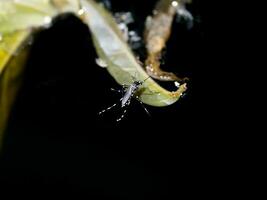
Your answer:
[0,0,213,199]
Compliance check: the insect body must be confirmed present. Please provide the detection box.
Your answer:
[121,80,142,107]
[99,78,150,122]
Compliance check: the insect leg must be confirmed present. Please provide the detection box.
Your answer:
[122,84,129,90]
[135,96,151,116]
[111,88,122,93]
[176,5,194,29]
[98,103,117,115]
[98,98,123,115]
[116,108,128,122]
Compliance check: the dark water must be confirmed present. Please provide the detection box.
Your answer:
[0,1,209,199]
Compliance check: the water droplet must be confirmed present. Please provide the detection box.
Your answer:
[27,35,34,46]
[114,12,134,25]
[101,0,112,10]
[43,16,52,28]
[172,1,179,7]
[78,8,85,16]
[95,58,108,68]
[176,5,194,29]
[180,92,186,98]
[174,81,180,88]
[128,31,141,49]
[129,31,141,42]
[117,23,129,41]
[44,16,51,24]
[152,10,158,15]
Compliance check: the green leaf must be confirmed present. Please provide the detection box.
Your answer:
[0,0,80,35]
[0,0,188,146]
[0,30,31,145]
[79,0,187,107]
[0,0,57,34]
[0,0,71,146]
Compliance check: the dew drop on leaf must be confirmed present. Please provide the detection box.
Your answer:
[174,81,180,88]
[95,58,108,68]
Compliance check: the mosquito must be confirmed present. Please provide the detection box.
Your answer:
[98,76,151,122]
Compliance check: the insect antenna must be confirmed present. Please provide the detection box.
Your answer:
[143,76,150,82]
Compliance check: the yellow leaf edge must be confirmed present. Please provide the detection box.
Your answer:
[0,30,32,147]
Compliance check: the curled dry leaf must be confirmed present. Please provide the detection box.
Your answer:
[79,0,187,107]
[144,0,190,82]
